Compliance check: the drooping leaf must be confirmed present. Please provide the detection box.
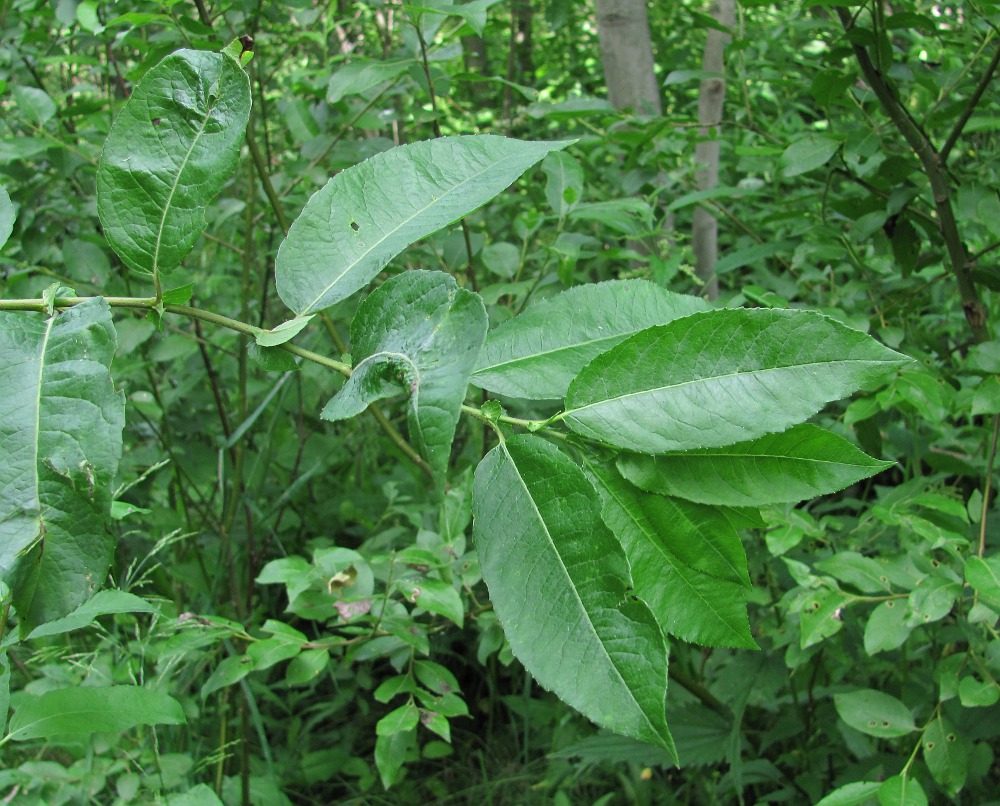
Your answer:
[322,270,487,483]
[0,183,14,251]
[616,425,893,505]
[863,598,912,655]
[473,435,675,756]
[562,309,910,454]
[275,135,571,315]
[472,280,709,400]
[586,463,756,649]
[6,685,185,741]
[0,299,125,634]
[965,554,1000,611]
[21,590,158,641]
[97,49,251,279]
[922,714,968,797]
[834,689,916,738]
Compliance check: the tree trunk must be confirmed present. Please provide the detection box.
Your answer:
[594,0,662,114]
[692,0,735,300]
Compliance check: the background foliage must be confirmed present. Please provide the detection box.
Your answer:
[1,0,999,803]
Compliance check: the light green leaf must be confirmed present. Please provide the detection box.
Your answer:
[397,578,464,627]
[617,425,892,505]
[958,675,999,707]
[815,781,882,806]
[863,598,912,655]
[13,86,57,126]
[965,554,1000,611]
[322,270,487,483]
[972,375,1000,415]
[276,135,571,315]
[0,299,125,634]
[781,135,840,177]
[375,727,415,789]
[542,150,584,218]
[472,280,709,400]
[285,648,329,686]
[327,58,414,103]
[799,590,849,648]
[586,463,755,649]
[202,654,253,698]
[420,0,503,35]
[834,689,916,738]
[815,551,891,594]
[473,435,675,756]
[563,309,910,454]
[877,774,927,806]
[6,685,185,741]
[97,49,251,279]
[22,590,157,641]
[922,715,967,796]
[377,703,420,735]
[245,638,301,671]
[253,315,314,347]
[0,184,14,251]
[168,785,224,806]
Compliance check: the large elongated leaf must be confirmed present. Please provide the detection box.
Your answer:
[276,135,571,315]
[473,435,675,756]
[586,463,756,649]
[617,424,894,506]
[322,271,487,483]
[6,685,185,741]
[0,299,125,633]
[471,280,709,400]
[97,49,251,279]
[562,309,910,454]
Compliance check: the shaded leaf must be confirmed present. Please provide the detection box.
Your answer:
[781,135,840,176]
[617,425,892,505]
[0,299,125,634]
[473,435,675,756]
[472,280,709,400]
[815,781,882,806]
[586,462,755,648]
[0,184,13,251]
[965,554,1000,611]
[863,598,912,656]
[6,686,185,741]
[97,49,251,279]
[834,689,916,738]
[22,590,158,641]
[277,135,570,315]
[563,309,909,454]
[922,714,967,797]
[878,774,927,806]
[321,270,487,483]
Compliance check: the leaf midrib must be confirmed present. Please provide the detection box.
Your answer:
[503,443,660,735]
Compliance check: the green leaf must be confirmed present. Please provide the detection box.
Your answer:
[586,463,756,649]
[473,435,675,756]
[22,590,158,641]
[167,785,224,806]
[6,685,185,741]
[834,689,916,738]
[97,49,251,279]
[922,715,967,796]
[965,554,1000,611]
[276,135,571,315]
[617,425,892,505]
[13,86,56,126]
[815,551,891,594]
[322,270,487,483]
[285,648,329,686]
[202,654,253,698]
[472,280,709,400]
[247,342,300,372]
[377,703,420,735]
[541,150,583,218]
[799,589,849,648]
[0,299,125,633]
[396,578,464,627]
[375,727,415,789]
[815,781,882,806]
[0,184,13,251]
[863,598,912,655]
[562,309,910,454]
[877,774,927,806]
[253,315,314,347]
[958,675,999,707]
[781,135,840,177]
[245,638,301,671]
[326,58,414,103]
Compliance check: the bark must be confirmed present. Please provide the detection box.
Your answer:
[594,0,661,114]
[503,0,534,120]
[692,0,735,300]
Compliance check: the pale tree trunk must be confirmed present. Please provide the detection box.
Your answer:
[692,0,735,300]
[594,0,662,114]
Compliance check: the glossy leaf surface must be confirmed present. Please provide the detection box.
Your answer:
[586,463,755,648]
[97,50,251,280]
[322,271,487,483]
[471,280,708,399]
[617,424,893,505]
[563,309,910,454]
[0,299,125,633]
[473,435,675,756]
[276,135,570,314]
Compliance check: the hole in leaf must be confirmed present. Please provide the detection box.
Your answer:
[152,118,162,125]
[886,601,895,608]
[350,220,360,232]
[946,733,956,742]
[881,720,890,727]
[926,741,935,750]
